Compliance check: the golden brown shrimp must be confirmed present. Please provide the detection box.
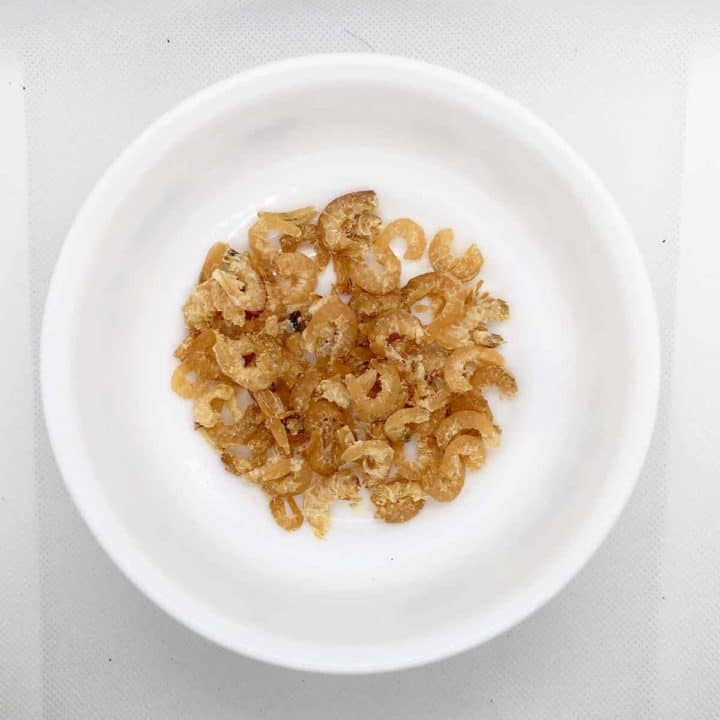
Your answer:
[345,363,405,421]
[376,218,426,260]
[349,244,402,295]
[429,228,483,281]
[302,296,358,362]
[212,333,280,391]
[318,191,379,253]
[370,481,425,523]
[443,346,505,393]
[435,410,500,449]
[275,251,318,305]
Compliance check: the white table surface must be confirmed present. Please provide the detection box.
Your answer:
[2,2,719,718]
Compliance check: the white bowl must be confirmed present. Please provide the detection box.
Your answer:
[41,54,659,673]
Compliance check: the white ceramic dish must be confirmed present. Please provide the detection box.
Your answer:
[41,54,659,673]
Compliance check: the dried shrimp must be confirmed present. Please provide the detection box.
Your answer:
[172,192,515,536]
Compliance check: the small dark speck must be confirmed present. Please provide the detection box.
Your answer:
[167,38,171,44]
[288,310,305,332]
[108,658,112,662]
[22,85,26,91]
[490,698,494,704]
[662,595,666,600]
[662,238,667,244]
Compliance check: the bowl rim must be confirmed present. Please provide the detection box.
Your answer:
[40,52,660,674]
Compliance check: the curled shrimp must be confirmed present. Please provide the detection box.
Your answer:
[370,309,424,357]
[248,214,302,262]
[431,292,509,349]
[383,407,430,444]
[470,364,518,397]
[303,471,361,538]
[370,480,425,523]
[424,467,462,502]
[318,190,379,253]
[425,435,485,502]
[201,403,263,450]
[402,271,464,333]
[171,361,205,399]
[449,388,493,421]
[340,439,393,486]
[349,243,401,295]
[429,228,483,281]
[443,346,505,393]
[302,296,358,362]
[193,383,236,428]
[212,333,279,391]
[275,251,318,305]
[442,434,486,472]
[219,425,273,472]
[394,435,441,481]
[269,495,304,531]
[435,410,500,449]
[376,218,426,260]
[345,363,405,421]
[248,456,311,496]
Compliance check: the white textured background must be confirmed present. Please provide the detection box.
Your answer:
[2,2,719,718]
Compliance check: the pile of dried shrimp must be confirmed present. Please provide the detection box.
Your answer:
[172,191,516,537]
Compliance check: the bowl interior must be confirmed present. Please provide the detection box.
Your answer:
[45,57,657,672]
